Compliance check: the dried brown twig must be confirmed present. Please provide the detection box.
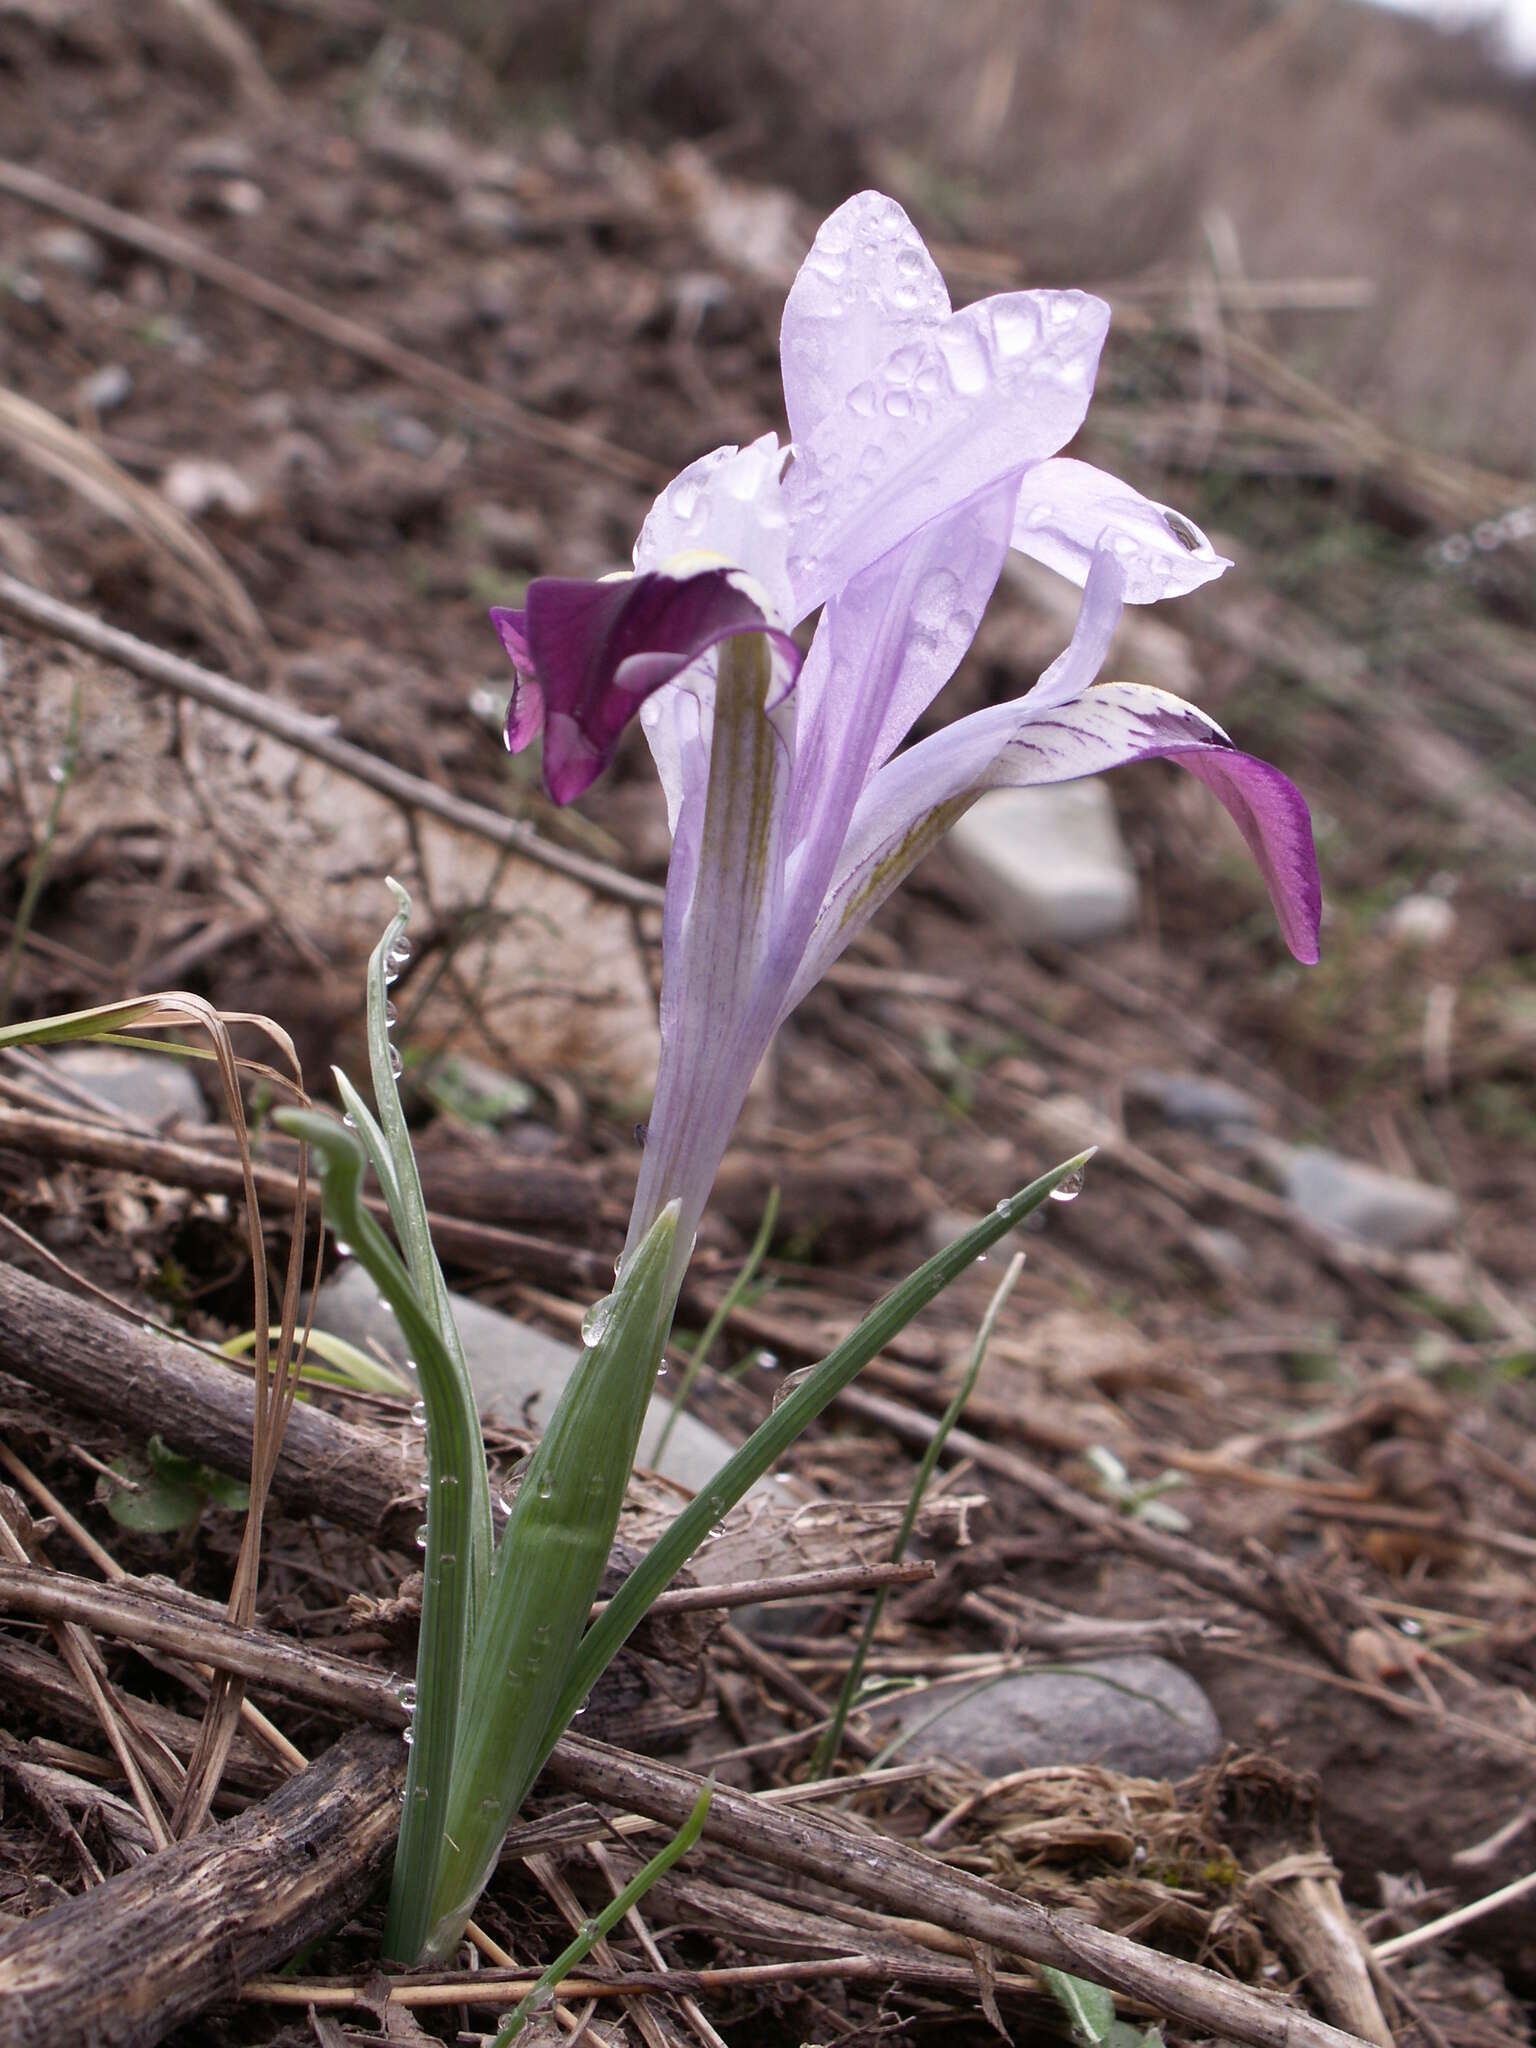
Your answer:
[0,570,661,910]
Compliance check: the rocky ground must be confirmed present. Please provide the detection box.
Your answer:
[0,4,1532,2045]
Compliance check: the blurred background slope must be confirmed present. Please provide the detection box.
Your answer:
[433,0,1536,471]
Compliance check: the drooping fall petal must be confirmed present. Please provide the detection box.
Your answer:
[492,567,799,803]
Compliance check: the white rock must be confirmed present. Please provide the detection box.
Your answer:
[316,1263,780,1501]
[29,226,103,281]
[161,459,259,520]
[948,783,1139,947]
[1381,894,1457,948]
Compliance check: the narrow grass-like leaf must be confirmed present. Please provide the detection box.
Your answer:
[1041,1966,1120,2046]
[272,1105,491,1961]
[542,1152,1092,1761]
[0,997,172,1049]
[219,1325,412,1396]
[650,1184,778,1466]
[813,1248,1024,1776]
[488,1781,713,2046]
[417,1200,681,1963]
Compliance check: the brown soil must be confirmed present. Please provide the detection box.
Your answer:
[0,4,1532,2046]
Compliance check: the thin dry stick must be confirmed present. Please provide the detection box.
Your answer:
[0,1437,305,1775]
[243,1951,1045,2010]
[0,1563,409,1727]
[0,1100,613,1291]
[0,1510,175,1850]
[0,570,661,910]
[588,1836,729,2048]
[0,157,661,487]
[1372,1868,1536,1965]
[546,1735,1369,2048]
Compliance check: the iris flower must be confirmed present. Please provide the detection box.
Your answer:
[494,192,1320,1262]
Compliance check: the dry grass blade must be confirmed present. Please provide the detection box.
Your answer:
[0,988,316,1831]
[116,997,313,1838]
[0,388,263,644]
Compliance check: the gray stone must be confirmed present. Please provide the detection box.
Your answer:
[1250,1138,1460,1252]
[77,363,132,415]
[382,414,438,459]
[316,1262,770,1499]
[452,190,525,250]
[1125,1068,1266,1133]
[947,783,1139,948]
[863,1654,1220,1781]
[29,226,104,281]
[44,1044,208,1128]
[473,503,543,569]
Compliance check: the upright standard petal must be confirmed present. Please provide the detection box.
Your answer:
[782,289,1111,618]
[780,190,950,447]
[632,435,794,623]
[784,481,1016,873]
[1012,458,1231,602]
[492,568,799,804]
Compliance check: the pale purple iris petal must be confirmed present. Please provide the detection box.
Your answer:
[1012,458,1231,603]
[782,288,1111,618]
[632,434,794,623]
[784,482,1016,877]
[791,676,1319,1011]
[492,569,799,804]
[627,640,799,1258]
[1017,548,1127,715]
[780,191,950,447]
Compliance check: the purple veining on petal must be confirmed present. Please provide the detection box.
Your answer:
[1149,746,1321,965]
[490,570,800,804]
[1011,458,1231,603]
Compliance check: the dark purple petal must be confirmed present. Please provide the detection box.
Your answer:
[490,607,544,753]
[490,570,799,804]
[1152,745,1322,965]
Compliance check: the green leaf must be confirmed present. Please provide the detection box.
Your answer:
[490,1780,712,2045]
[1039,1967,1119,2046]
[544,1152,1093,1763]
[416,1199,682,1965]
[103,1459,204,1534]
[198,1468,252,1512]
